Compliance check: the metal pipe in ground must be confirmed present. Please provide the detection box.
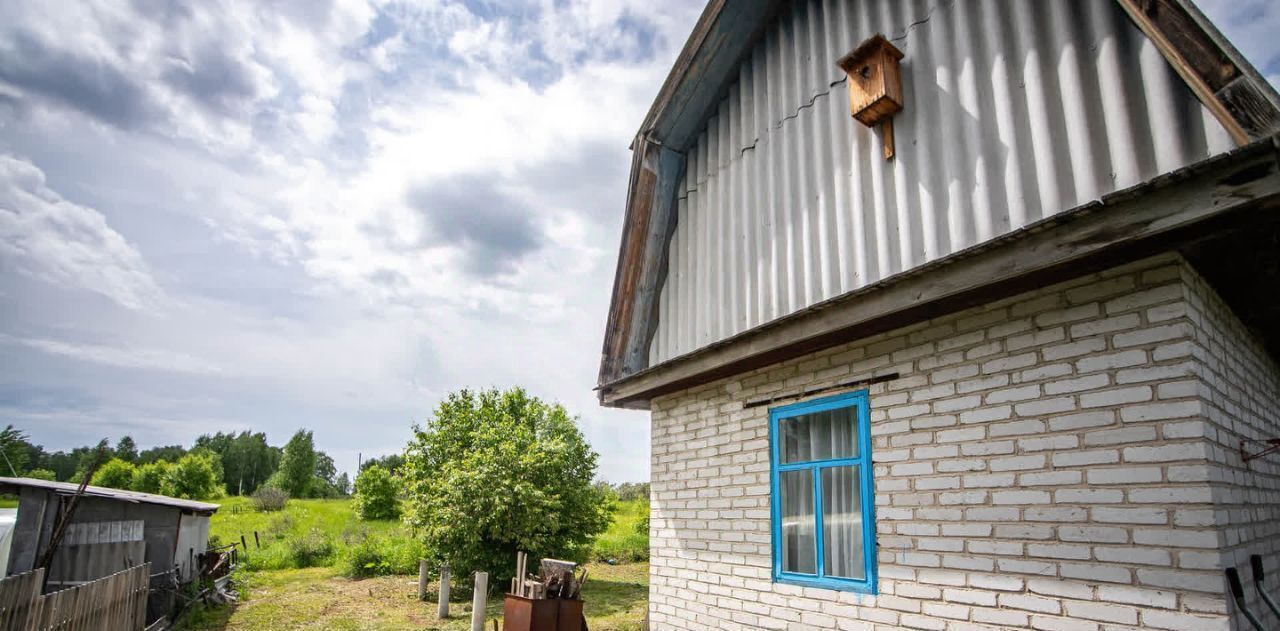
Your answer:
[470,571,488,631]
[438,565,451,619]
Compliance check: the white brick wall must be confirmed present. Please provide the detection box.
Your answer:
[1180,264,1280,630]
[648,254,1280,630]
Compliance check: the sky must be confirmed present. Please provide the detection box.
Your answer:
[0,0,1277,483]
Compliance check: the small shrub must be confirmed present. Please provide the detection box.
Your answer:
[131,461,171,494]
[267,514,295,536]
[634,516,649,535]
[352,465,399,521]
[163,452,222,499]
[25,469,56,481]
[91,458,136,490]
[287,529,334,568]
[338,534,428,578]
[252,487,290,512]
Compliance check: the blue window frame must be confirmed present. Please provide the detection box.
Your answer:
[769,390,876,593]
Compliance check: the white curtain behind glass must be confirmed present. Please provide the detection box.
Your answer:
[778,406,862,578]
[780,408,858,463]
[822,466,864,579]
[780,470,814,573]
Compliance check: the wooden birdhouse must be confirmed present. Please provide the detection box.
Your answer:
[837,34,905,159]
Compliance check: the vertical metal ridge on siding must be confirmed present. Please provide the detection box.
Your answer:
[649,0,1235,365]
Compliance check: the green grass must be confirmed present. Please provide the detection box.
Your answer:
[180,562,647,631]
[591,499,648,562]
[210,497,409,571]
[183,495,651,630]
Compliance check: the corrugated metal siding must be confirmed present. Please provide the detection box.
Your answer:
[174,513,210,582]
[649,0,1235,365]
[47,520,146,585]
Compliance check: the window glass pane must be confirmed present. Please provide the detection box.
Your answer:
[821,465,865,580]
[779,469,816,574]
[780,406,858,463]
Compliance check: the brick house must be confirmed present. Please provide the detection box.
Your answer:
[596,1,1280,629]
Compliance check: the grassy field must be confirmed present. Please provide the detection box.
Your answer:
[591,499,648,563]
[180,497,649,630]
[209,497,419,573]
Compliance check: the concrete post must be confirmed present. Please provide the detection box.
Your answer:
[418,559,429,601]
[438,565,450,619]
[471,571,488,631]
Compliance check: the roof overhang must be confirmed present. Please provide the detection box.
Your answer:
[0,477,221,514]
[598,0,1280,407]
[600,135,1280,408]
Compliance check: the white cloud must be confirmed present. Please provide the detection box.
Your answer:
[0,0,703,481]
[1,335,222,375]
[0,154,162,310]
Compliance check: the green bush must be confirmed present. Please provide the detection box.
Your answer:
[131,461,171,494]
[163,452,222,499]
[591,499,649,563]
[286,529,335,568]
[252,487,289,512]
[337,531,428,578]
[25,469,56,481]
[91,458,136,490]
[402,388,613,587]
[352,465,399,520]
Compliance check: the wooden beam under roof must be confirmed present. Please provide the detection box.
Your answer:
[1114,0,1280,144]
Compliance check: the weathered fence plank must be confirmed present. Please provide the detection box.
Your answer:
[0,563,149,630]
[0,568,44,629]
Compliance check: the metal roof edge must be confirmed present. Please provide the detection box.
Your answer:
[0,477,221,513]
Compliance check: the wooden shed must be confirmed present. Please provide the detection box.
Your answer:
[0,477,218,590]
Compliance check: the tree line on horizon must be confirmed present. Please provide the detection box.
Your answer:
[0,425,362,501]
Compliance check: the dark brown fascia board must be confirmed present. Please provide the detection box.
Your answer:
[600,0,787,384]
[599,135,1280,408]
[635,0,789,152]
[1115,0,1280,143]
[598,138,657,384]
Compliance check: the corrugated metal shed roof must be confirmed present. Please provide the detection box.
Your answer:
[0,477,220,514]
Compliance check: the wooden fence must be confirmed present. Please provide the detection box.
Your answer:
[0,563,149,630]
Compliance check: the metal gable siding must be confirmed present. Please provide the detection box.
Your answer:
[648,0,1234,365]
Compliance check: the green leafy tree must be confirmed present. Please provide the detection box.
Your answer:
[352,465,399,520]
[612,482,650,503]
[277,430,317,498]
[91,458,137,490]
[195,431,280,495]
[139,445,186,465]
[163,452,222,499]
[114,436,138,463]
[314,451,338,497]
[402,388,612,585]
[43,451,78,481]
[131,461,172,494]
[26,468,56,481]
[360,454,404,474]
[0,425,32,475]
[335,472,351,497]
